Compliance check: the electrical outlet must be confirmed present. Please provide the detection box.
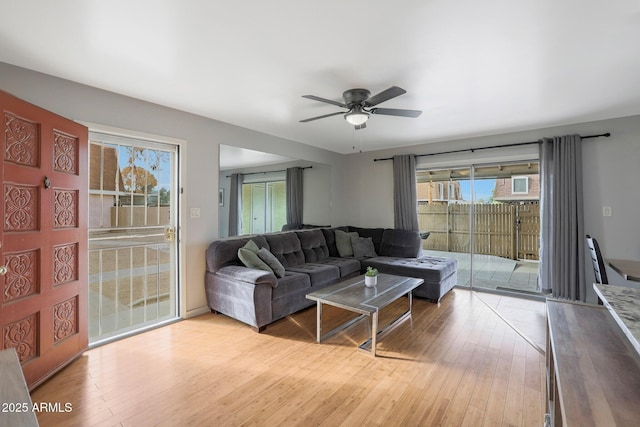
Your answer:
[190,208,201,218]
[603,206,612,217]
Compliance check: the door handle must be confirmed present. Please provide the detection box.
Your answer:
[0,266,7,275]
[164,226,176,242]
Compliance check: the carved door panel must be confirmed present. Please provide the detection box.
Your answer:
[0,90,88,390]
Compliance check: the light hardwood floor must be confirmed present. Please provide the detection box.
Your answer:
[31,289,546,426]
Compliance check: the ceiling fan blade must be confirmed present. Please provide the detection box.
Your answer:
[370,107,422,118]
[302,95,347,108]
[355,122,367,130]
[299,111,345,123]
[364,86,406,107]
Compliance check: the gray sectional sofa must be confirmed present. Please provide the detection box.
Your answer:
[205,226,457,331]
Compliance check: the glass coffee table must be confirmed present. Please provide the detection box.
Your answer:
[306,273,424,356]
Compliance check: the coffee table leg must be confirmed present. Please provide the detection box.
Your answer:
[371,311,378,357]
[317,301,322,343]
[359,291,414,356]
[409,291,413,314]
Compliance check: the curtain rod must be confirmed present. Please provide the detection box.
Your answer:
[225,165,312,178]
[373,132,611,162]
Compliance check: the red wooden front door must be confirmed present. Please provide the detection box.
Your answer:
[1,90,88,390]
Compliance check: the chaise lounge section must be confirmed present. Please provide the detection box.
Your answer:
[205,226,457,331]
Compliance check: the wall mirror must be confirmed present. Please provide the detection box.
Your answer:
[218,144,332,237]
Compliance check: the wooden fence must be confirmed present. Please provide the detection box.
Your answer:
[111,206,170,227]
[418,202,540,260]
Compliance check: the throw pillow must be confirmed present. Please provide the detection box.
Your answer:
[335,230,359,257]
[351,236,377,258]
[257,248,286,278]
[238,247,273,274]
[243,239,260,252]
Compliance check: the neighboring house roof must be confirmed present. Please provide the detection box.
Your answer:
[90,143,125,192]
[493,175,540,201]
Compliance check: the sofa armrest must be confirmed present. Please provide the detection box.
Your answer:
[216,266,278,287]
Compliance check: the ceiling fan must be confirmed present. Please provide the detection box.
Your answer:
[299,86,422,130]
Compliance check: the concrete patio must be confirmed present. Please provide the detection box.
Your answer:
[423,249,540,294]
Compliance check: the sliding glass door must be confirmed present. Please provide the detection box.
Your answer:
[471,163,540,293]
[241,180,286,235]
[417,168,472,287]
[417,161,541,294]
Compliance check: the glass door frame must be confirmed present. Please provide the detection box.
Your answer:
[418,158,542,298]
[417,164,474,288]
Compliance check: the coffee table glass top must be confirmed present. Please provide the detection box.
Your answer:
[306,273,424,315]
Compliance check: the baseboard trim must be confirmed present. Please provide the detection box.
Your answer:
[185,306,211,319]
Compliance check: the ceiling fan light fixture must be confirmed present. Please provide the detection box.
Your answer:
[344,108,369,126]
[301,86,421,126]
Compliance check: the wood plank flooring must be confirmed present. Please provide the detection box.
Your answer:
[30,289,546,427]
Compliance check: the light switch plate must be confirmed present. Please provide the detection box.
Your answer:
[190,208,201,218]
[603,206,612,217]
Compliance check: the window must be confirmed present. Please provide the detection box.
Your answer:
[448,182,457,201]
[512,176,529,194]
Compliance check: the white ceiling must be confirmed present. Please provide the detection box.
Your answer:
[219,145,294,171]
[1,1,639,154]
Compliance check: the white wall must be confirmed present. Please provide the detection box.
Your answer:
[3,60,637,308]
[337,115,640,302]
[0,62,342,317]
[302,162,333,226]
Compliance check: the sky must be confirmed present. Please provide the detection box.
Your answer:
[117,145,173,190]
[459,179,495,202]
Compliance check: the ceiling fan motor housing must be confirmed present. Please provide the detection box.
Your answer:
[342,88,371,107]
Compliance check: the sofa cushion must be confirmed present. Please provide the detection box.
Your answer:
[335,230,358,257]
[348,227,386,254]
[379,229,421,258]
[322,227,348,257]
[257,248,286,278]
[295,229,329,262]
[287,263,340,286]
[351,236,377,258]
[365,256,457,282]
[316,257,361,277]
[272,271,312,300]
[265,232,305,268]
[238,247,273,273]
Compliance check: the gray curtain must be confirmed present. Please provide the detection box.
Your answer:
[286,167,303,226]
[228,173,239,236]
[393,154,419,231]
[538,135,586,301]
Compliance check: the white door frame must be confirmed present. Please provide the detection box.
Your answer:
[82,122,186,339]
